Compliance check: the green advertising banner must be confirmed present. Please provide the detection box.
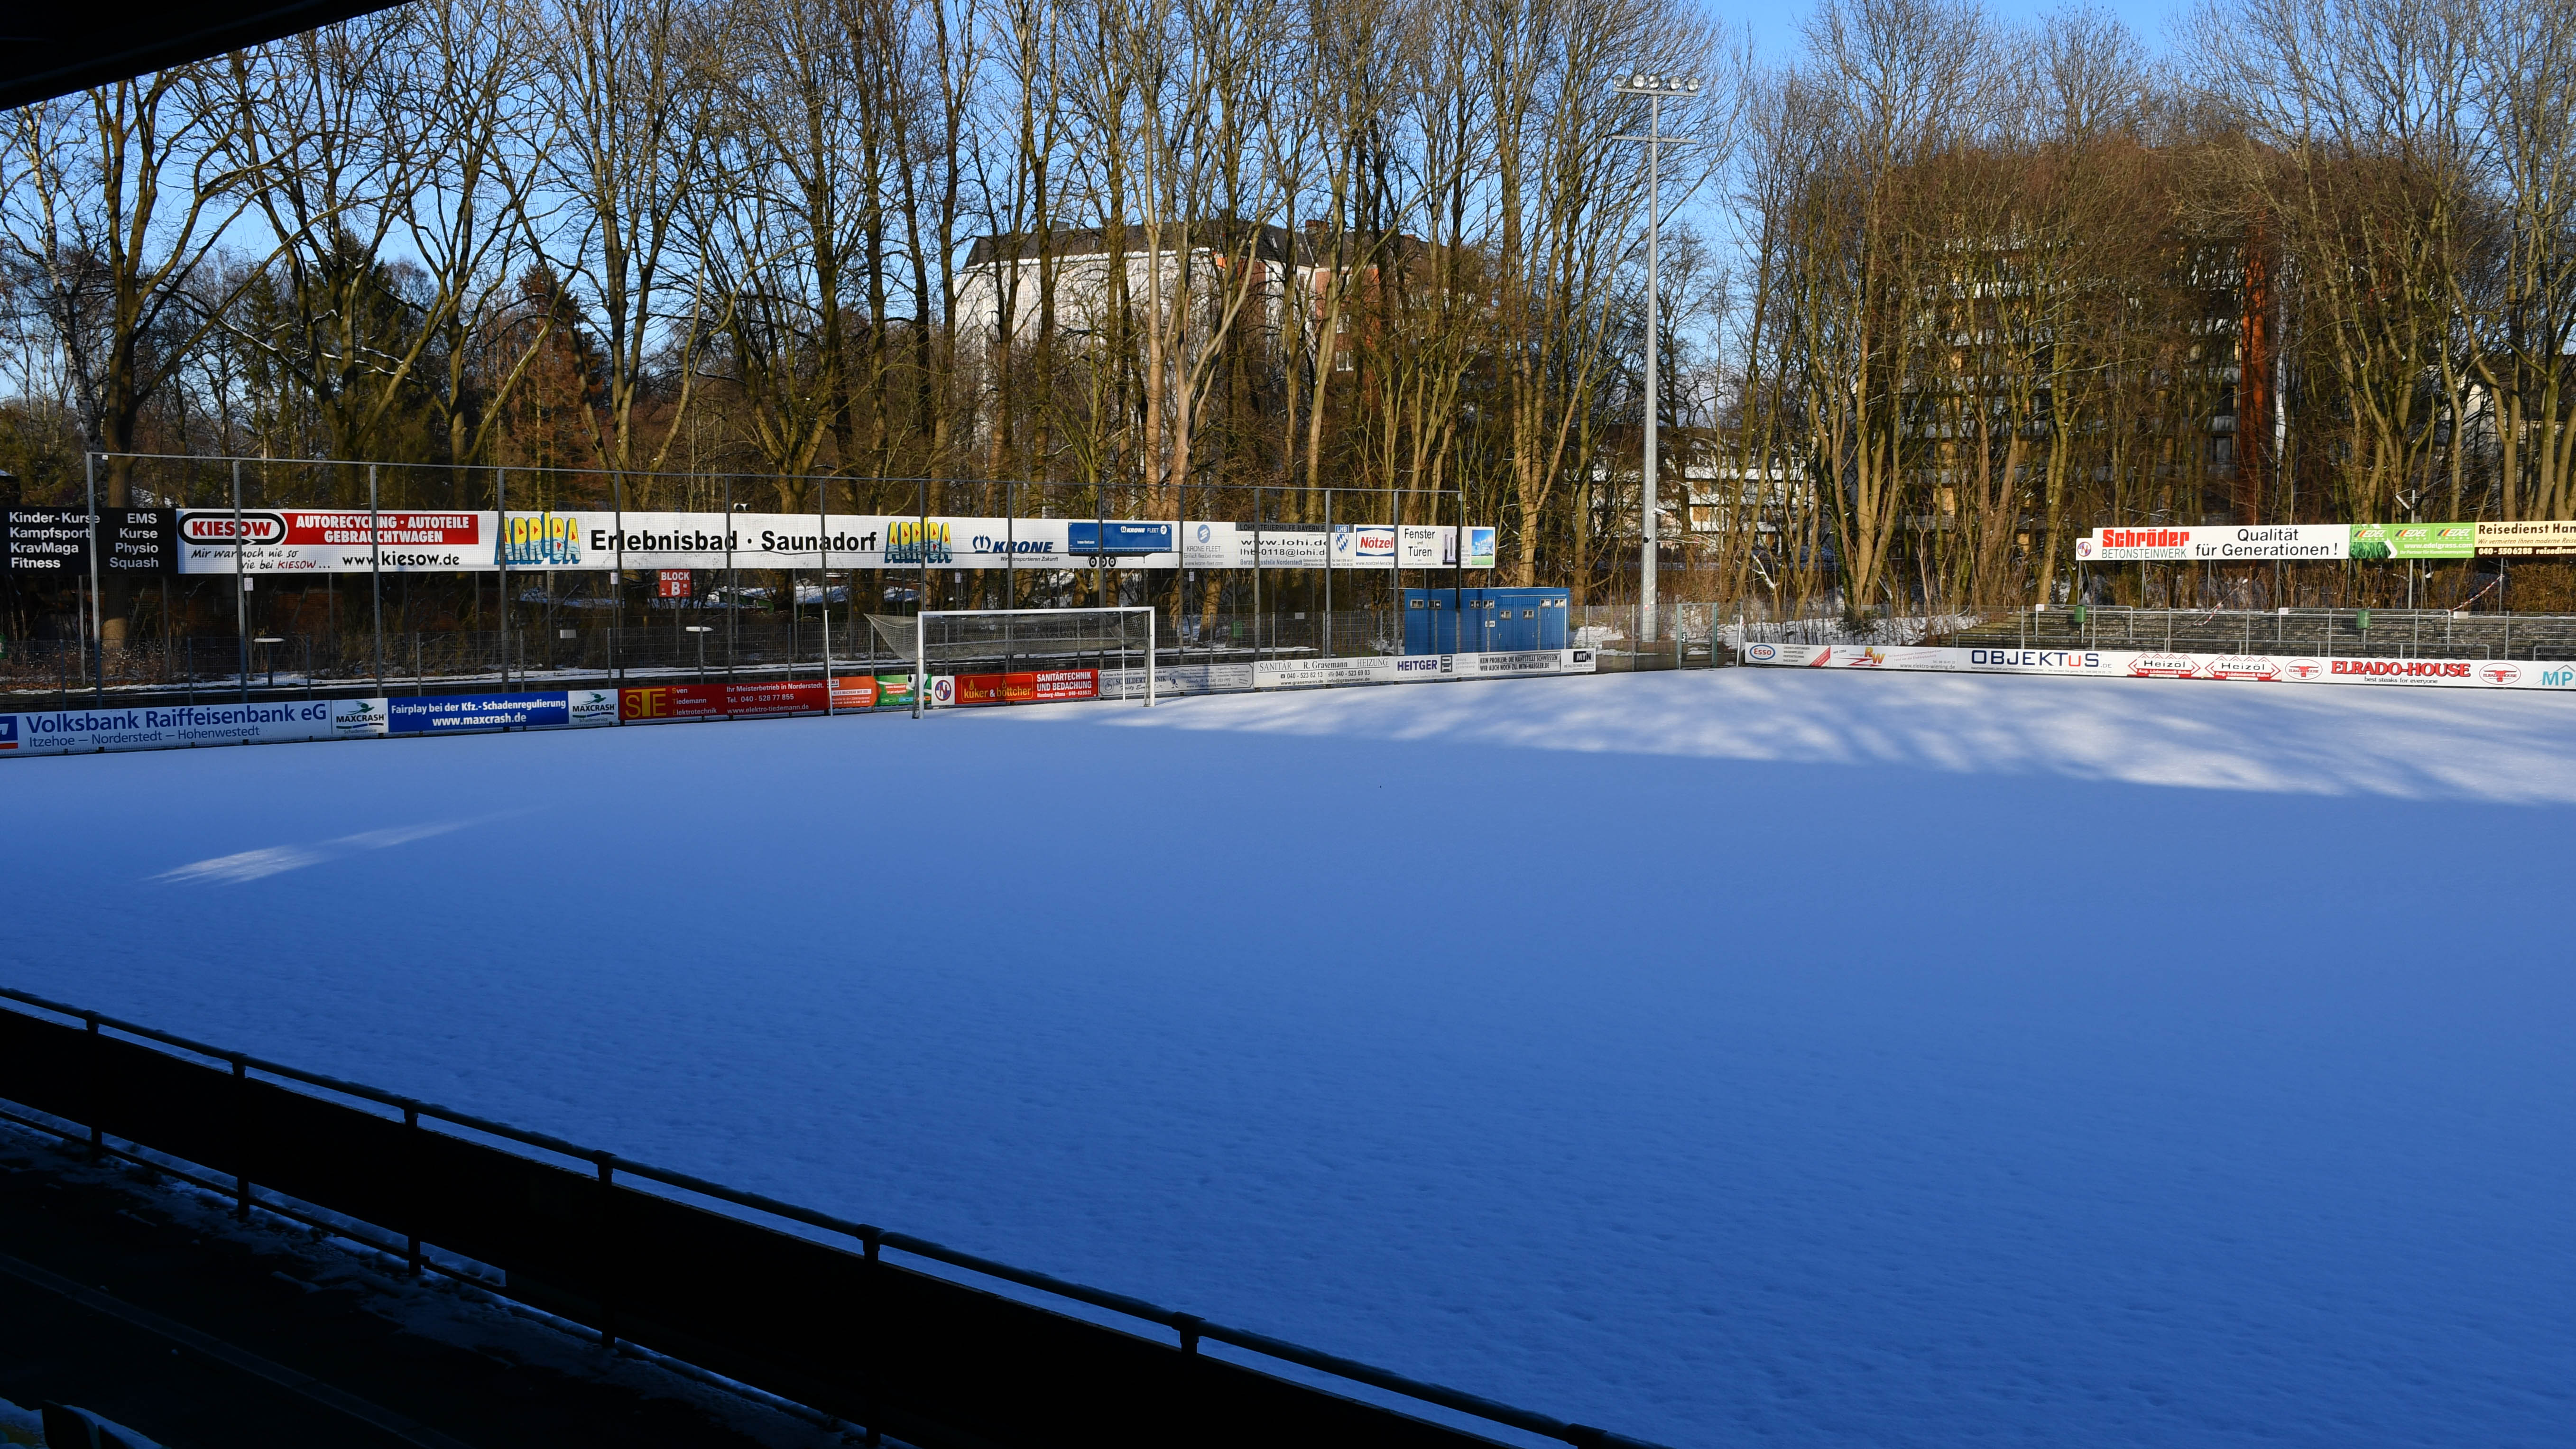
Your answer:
[2349,522,2477,560]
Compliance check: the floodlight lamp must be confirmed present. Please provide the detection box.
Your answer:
[1630,72,1647,87]
[1685,77,1701,93]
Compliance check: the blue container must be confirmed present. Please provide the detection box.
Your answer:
[1403,588,1568,654]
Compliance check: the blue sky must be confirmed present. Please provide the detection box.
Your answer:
[1730,0,2193,67]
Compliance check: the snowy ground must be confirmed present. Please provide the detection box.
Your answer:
[5,671,2572,1448]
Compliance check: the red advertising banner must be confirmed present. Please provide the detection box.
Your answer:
[1016,669,1098,702]
[621,677,881,721]
[656,569,692,598]
[951,669,1099,705]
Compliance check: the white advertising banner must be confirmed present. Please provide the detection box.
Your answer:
[174,509,1487,574]
[1460,648,1597,677]
[1254,655,1396,688]
[178,510,498,574]
[1253,648,1595,690]
[1099,663,1258,696]
[493,512,1181,572]
[1184,522,1326,569]
[1181,521,1487,570]
[1399,525,1456,568]
[1743,642,2576,691]
[2076,525,2347,563]
[0,697,388,757]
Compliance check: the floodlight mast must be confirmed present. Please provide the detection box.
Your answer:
[1615,71,1701,645]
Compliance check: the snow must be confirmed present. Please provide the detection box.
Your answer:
[5,670,2573,1448]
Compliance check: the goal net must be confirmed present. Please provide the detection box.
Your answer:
[869,607,1159,713]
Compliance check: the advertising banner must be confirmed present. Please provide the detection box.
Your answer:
[2077,525,2347,563]
[178,510,496,574]
[1459,648,1597,677]
[2074,526,2191,562]
[533,512,1184,572]
[498,512,589,567]
[1184,522,1327,569]
[1097,663,1255,696]
[952,669,1100,705]
[2078,521,2504,563]
[1331,525,1399,569]
[0,698,385,757]
[1255,656,1398,689]
[2474,519,2576,555]
[1399,525,1457,569]
[2351,522,2477,559]
[1251,648,1595,690]
[1182,521,1489,570]
[154,508,1491,574]
[619,677,882,722]
[1745,642,2576,690]
[3,508,176,576]
[1068,522,1173,556]
[387,690,618,735]
[4,508,94,574]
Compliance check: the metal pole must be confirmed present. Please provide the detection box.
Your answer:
[1241,486,1252,669]
[1146,607,1156,708]
[820,477,834,713]
[612,475,625,683]
[725,475,736,686]
[233,460,248,704]
[1616,75,1700,642]
[496,468,508,691]
[913,610,926,720]
[85,452,102,704]
[369,464,383,693]
[1641,91,1660,646]
[1005,480,1016,675]
[1324,488,1333,657]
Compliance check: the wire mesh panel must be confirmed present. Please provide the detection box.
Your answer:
[901,608,1158,710]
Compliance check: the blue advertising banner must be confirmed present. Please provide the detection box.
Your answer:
[388,690,618,735]
[1067,521,1175,555]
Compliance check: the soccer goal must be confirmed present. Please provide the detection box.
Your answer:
[894,607,1158,717]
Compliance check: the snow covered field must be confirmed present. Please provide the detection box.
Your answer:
[5,670,2572,1448]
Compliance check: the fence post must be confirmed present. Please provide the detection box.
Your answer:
[231,1058,251,1220]
[86,451,102,707]
[595,1155,618,1348]
[496,467,509,693]
[83,1015,102,1161]
[370,463,384,694]
[404,1105,423,1275]
[860,1225,884,1447]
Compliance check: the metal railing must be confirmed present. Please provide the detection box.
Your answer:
[1982,605,2573,661]
[0,986,1669,1449]
[0,605,1746,711]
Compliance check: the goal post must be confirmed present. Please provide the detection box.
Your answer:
[902,607,1159,718]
